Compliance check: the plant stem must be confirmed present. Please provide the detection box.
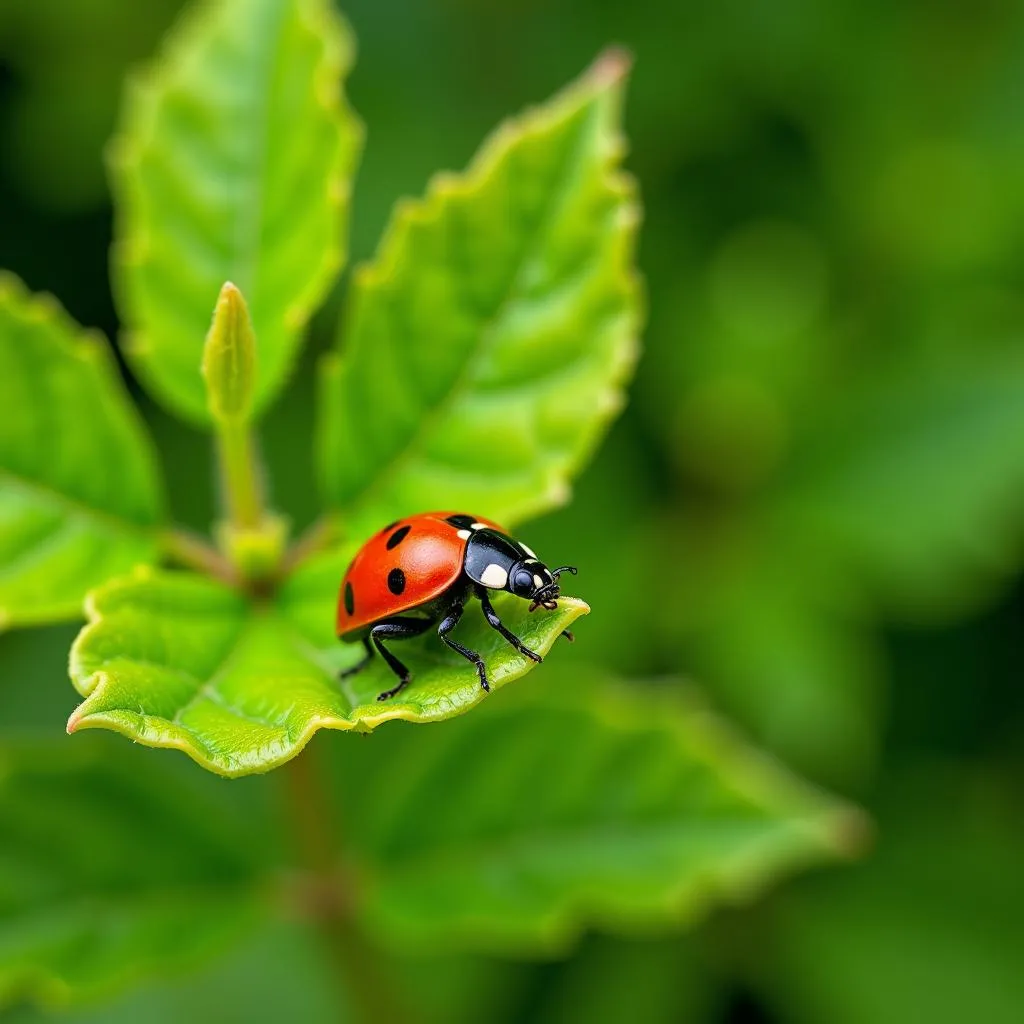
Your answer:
[161,528,238,583]
[217,419,263,529]
[283,751,415,1024]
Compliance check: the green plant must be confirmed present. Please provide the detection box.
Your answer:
[0,0,864,1017]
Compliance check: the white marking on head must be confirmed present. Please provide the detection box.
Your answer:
[521,543,537,558]
[471,522,487,530]
[480,563,508,589]
[533,574,544,589]
[456,529,471,540]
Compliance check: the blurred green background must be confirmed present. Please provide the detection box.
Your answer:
[2,0,1024,1021]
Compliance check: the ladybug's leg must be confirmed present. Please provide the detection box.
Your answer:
[369,617,434,701]
[437,603,490,691]
[339,637,373,679]
[478,590,542,664]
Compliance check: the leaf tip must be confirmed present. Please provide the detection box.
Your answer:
[590,45,634,86]
[545,477,573,509]
[213,281,250,328]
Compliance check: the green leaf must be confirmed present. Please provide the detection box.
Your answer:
[110,0,362,424]
[663,529,884,784]
[66,559,588,777]
[0,736,270,1008]
[330,672,866,954]
[0,275,163,630]
[2,921,346,1023]
[318,50,641,536]
[690,587,882,785]
[781,346,1024,620]
[756,770,1024,1024]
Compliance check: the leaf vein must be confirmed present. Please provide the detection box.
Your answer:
[343,110,595,519]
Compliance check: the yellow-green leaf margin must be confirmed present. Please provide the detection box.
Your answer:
[0,274,163,629]
[67,561,588,777]
[319,49,642,537]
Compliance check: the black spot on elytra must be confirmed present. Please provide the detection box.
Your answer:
[344,581,355,616]
[387,568,406,595]
[386,524,411,549]
[445,514,475,529]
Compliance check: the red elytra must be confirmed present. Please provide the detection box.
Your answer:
[336,510,503,639]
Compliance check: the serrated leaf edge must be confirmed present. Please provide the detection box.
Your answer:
[0,276,164,504]
[66,566,589,777]
[0,274,165,629]
[359,679,868,954]
[323,48,644,525]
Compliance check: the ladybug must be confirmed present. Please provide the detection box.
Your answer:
[337,511,577,701]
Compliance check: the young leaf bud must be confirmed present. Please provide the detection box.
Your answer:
[202,282,256,423]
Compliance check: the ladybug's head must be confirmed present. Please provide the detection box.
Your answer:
[509,562,578,611]
[463,525,577,607]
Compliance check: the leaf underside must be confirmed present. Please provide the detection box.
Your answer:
[0,275,163,629]
[318,50,641,537]
[110,0,362,424]
[0,738,267,1009]
[332,673,865,954]
[67,562,588,776]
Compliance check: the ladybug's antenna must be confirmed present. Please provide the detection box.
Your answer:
[551,565,578,579]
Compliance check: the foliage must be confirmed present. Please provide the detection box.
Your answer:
[338,673,863,954]
[749,770,1024,1024]
[0,738,271,1008]
[109,0,361,423]
[3,0,1021,1021]
[0,0,644,779]
[2,681,859,1009]
[318,49,640,534]
[67,565,587,776]
[0,0,864,1015]
[0,275,162,628]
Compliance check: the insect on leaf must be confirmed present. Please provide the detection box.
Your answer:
[66,560,588,777]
